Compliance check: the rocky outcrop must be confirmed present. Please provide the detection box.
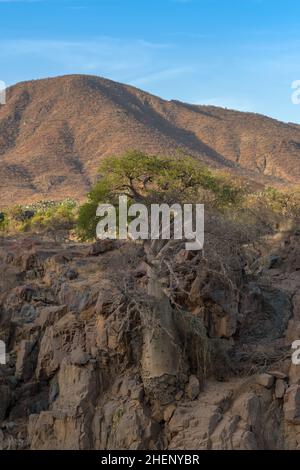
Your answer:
[0,229,299,450]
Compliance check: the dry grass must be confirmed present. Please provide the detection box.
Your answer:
[0,74,299,208]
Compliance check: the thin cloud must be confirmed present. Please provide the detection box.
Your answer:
[0,0,43,3]
[0,37,177,86]
[131,66,192,87]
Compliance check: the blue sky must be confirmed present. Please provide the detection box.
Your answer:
[1,0,300,122]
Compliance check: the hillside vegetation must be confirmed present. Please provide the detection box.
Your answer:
[1,152,299,243]
[1,75,300,207]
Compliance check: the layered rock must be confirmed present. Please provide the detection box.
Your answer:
[0,229,299,450]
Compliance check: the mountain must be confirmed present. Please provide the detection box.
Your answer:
[0,74,299,207]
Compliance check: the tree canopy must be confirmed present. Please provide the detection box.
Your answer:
[77,151,245,240]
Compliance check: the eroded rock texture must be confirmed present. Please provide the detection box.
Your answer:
[0,228,299,450]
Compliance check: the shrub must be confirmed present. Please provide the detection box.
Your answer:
[21,199,77,236]
[77,151,245,241]
[0,199,78,239]
[243,185,300,231]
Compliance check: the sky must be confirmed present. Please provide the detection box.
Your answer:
[1,0,300,123]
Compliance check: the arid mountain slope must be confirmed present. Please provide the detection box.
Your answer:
[0,74,299,206]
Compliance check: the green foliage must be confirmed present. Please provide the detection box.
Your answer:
[77,200,99,241]
[22,199,77,234]
[1,199,78,237]
[262,186,300,218]
[3,152,297,244]
[0,212,8,232]
[245,185,300,226]
[77,150,245,241]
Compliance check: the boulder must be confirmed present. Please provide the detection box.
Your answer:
[185,375,200,401]
[275,379,286,399]
[268,370,288,380]
[88,240,118,256]
[256,374,274,389]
